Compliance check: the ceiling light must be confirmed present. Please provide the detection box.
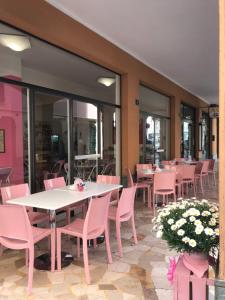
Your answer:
[0,34,31,52]
[97,77,115,87]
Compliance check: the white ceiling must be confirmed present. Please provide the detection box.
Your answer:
[47,0,219,104]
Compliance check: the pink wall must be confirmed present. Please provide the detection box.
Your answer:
[0,79,24,184]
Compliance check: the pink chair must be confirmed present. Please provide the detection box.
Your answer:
[108,186,137,257]
[162,160,172,166]
[97,175,120,205]
[171,165,183,198]
[44,177,86,224]
[0,205,55,294]
[194,161,209,195]
[57,193,112,284]
[153,172,176,215]
[136,164,153,182]
[181,165,196,197]
[1,184,49,226]
[208,159,216,185]
[127,168,151,208]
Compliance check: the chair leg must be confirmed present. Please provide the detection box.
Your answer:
[147,187,151,208]
[105,225,112,264]
[173,192,176,203]
[27,246,34,295]
[57,231,62,271]
[51,230,55,272]
[131,215,138,244]
[83,238,91,284]
[200,177,204,194]
[143,188,145,204]
[93,238,97,248]
[25,249,29,267]
[213,173,216,186]
[77,237,80,258]
[116,220,123,257]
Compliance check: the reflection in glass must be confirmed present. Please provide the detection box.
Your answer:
[34,92,68,191]
[0,83,28,185]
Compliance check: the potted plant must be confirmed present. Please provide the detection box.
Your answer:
[153,199,219,264]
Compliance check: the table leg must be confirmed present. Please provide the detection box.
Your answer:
[34,209,73,271]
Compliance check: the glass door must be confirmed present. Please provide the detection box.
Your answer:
[201,112,210,159]
[140,113,170,164]
[181,104,195,159]
[34,92,69,191]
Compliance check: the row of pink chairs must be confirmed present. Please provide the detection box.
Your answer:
[0,176,137,293]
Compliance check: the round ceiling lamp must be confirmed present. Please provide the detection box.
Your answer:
[97,77,115,87]
[0,34,31,52]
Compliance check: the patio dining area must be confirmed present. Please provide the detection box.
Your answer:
[0,162,218,300]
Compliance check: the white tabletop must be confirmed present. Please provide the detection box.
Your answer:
[143,169,175,175]
[7,182,122,211]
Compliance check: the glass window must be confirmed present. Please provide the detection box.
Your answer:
[181,104,196,159]
[139,85,170,117]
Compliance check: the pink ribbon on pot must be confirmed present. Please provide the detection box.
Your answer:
[167,257,177,284]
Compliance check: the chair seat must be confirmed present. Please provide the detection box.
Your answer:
[182,178,193,182]
[155,189,174,194]
[108,205,117,220]
[137,182,150,189]
[32,227,53,243]
[28,211,49,225]
[59,218,84,237]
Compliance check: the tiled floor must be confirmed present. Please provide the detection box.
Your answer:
[0,181,218,300]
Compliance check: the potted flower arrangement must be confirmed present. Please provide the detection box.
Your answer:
[153,199,219,256]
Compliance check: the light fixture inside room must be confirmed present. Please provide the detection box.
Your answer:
[0,34,31,52]
[97,77,115,87]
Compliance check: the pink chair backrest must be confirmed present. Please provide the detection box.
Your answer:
[202,160,209,174]
[1,183,30,205]
[127,169,134,187]
[117,186,136,219]
[96,175,120,199]
[195,162,203,175]
[136,164,152,179]
[153,172,176,192]
[171,165,183,181]
[208,159,215,171]
[84,193,111,236]
[0,205,32,243]
[182,165,195,180]
[44,177,66,190]
[97,175,120,185]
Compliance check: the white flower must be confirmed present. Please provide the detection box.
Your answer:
[179,204,185,209]
[209,207,215,213]
[202,199,209,204]
[152,225,158,231]
[156,231,163,238]
[202,211,211,217]
[168,219,174,225]
[182,212,188,218]
[215,228,219,236]
[182,237,190,243]
[177,229,185,236]
[195,225,204,235]
[209,218,217,226]
[204,227,214,236]
[159,225,163,230]
[152,217,156,223]
[176,218,187,228]
[189,239,197,247]
[171,224,177,231]
[194,220,202,226]
[189,216,196,222]
[212,213,219,218]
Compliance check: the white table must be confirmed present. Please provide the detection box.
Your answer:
[143,169,175,175]
[7,182,122,270]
